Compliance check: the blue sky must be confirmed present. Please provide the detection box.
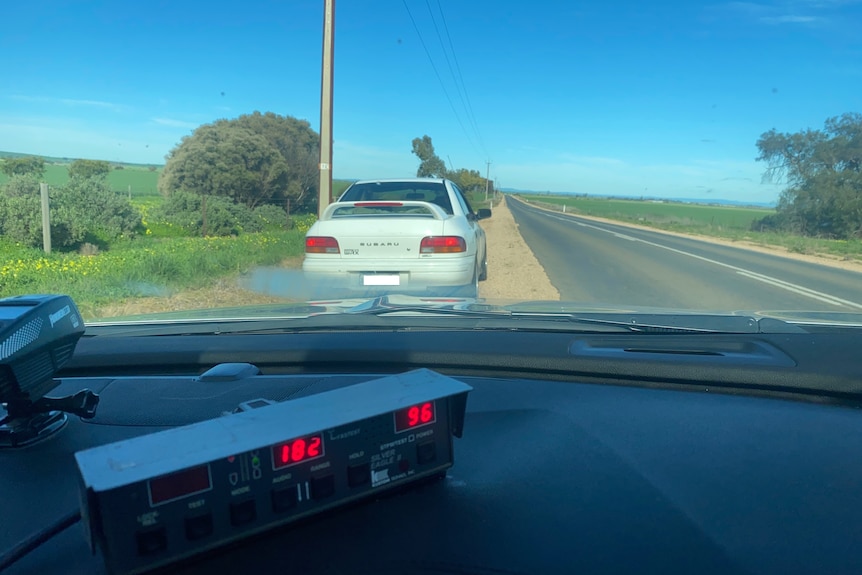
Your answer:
[2,0,860,203]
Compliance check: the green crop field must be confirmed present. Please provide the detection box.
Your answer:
[519,194,773,231]
[0,163,161,196]
[106,168,161,197]
[0,164,72,187]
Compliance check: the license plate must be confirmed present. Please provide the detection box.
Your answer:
[363,274,401,286]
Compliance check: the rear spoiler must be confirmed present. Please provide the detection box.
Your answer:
[320,201,450,221]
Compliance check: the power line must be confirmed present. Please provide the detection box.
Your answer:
[423,0,486,157]
[401,0,482,158]
[434,0,486,156]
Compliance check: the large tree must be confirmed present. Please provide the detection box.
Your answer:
[1,156,45,178]
[411,135,447,178]
[232,112,320,212]
[756,113,862,238]
[159,112,319,212]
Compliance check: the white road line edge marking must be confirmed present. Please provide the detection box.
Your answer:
[734,271,854,307]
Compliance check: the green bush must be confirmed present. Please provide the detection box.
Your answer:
[151,191,293,236]
[0,193,44,246]
[254,204,290,231]
[152,192,246,236]
[1,174,42,198]
[0,175,141,250]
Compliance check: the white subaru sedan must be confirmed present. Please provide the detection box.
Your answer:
[302,178,491,297]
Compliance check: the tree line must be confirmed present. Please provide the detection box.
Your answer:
[410,135,493,195]
[10,110,853,249]
[755,112,862,239]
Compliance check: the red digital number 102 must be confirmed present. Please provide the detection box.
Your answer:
[277,435,322,467]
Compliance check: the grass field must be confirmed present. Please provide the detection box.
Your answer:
[0,166,361,317]
[0,163,162,196]
[520,194,772,231]
[106,168,161,196]
[0,165,352,201]
[516,194,862,261]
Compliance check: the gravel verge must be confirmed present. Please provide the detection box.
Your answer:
[478,196,560,301]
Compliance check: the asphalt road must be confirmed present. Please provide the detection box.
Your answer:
[507,197,862,313]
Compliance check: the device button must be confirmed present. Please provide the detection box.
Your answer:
[184,513,213,541]
[271,486,298,512]
[136,527,167,556]
[347,463,370,487]
[416,441,436,464]
[230,499,257,526]
[310,474,335,499]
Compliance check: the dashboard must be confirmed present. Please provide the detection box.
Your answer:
[2,326,862,575]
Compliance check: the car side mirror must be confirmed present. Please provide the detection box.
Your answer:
[476,208,492,220]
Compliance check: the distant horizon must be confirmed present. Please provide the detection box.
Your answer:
[504,188,776,208]
[1,148,777,208]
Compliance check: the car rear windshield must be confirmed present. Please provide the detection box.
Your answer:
[340,182,453,214]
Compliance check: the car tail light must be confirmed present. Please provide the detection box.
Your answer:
[420,236,466,254]
[305,237,340,254]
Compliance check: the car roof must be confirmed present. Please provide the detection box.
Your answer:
[349,178,449,185]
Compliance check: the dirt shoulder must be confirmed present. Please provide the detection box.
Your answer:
[90,279,288,320]
[512,196,862,274]
[478,197,560,301]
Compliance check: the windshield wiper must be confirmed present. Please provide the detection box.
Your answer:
[85,296,772,336]
[340,297,761,333]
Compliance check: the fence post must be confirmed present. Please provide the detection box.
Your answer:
[40,183,51,254]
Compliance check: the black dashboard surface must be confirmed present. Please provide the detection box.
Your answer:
[2,329,862,575]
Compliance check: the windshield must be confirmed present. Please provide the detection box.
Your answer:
[1,1,861,328]
[4,5,862,575]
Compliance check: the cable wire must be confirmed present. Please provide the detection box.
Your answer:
[401,0,483,157]
[0,509,82,572]
[435,0,486,156]
[423,0,484,156]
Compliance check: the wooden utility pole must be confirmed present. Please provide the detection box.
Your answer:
[317,0,335,218]
[40,183,51,253]
[484,161,491,202]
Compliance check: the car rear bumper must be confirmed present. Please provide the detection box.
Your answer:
[302,256,475,292]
